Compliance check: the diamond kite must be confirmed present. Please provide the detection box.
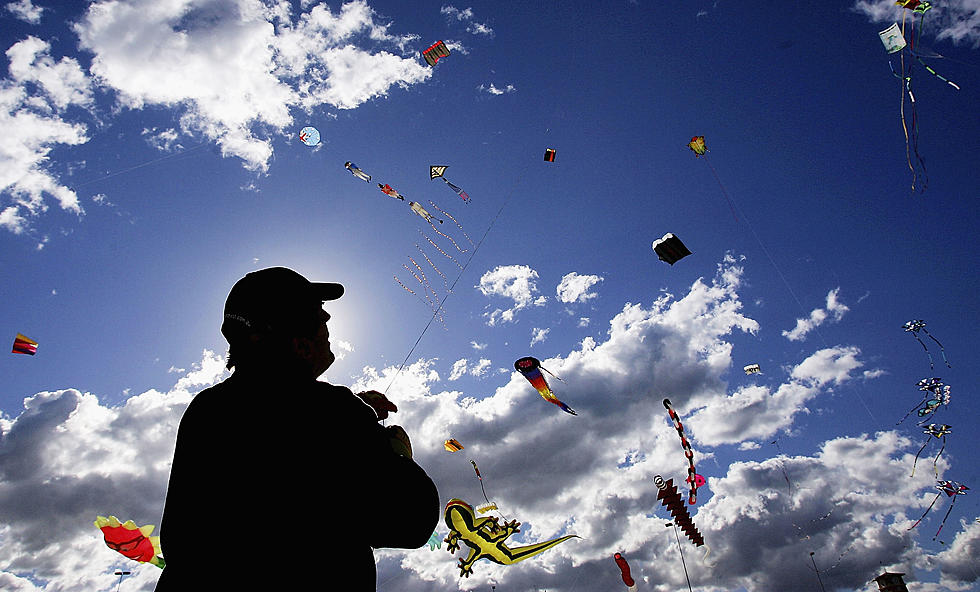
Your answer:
[652,233,692,265]
[429,166,471,203]
[687,136,706,157]
[514,356,577,415]
[12,333,37,355]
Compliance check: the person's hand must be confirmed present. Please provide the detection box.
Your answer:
[386,425,413,459]
[356,390,398,421]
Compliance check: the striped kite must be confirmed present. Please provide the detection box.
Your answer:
[663,398,702,505]
[514,356,576,415]
[12,333,37,355]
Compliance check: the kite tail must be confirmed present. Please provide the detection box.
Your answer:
[429,200,474,246]
[932,439,946,478]
[420,230,463,268]
[922,329,951,368]
[416,244,449,287]
[428,219,466,253]
[897,396,928,425]
[913,334,936,370]
[933,496,958,540]
[915,56,961,90]
[910,439,930,477]
[907,492,940,530]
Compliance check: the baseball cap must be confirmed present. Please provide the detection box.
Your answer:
[221,267,343,342]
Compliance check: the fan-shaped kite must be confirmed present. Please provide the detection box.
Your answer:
[908,480,968,539]
[652,233,692,265]
[344,161,372,182]
[543,148,556,162]
[299,126,320,146]
[614,553,638,591]
[903,320,950,369]
[687,136,706,157]
[12,333,37,355]
[444,498,577,577]
[664,398,700,504]
[445,438,464,452]
[422,40,450,66]
[429,166,471,203]
[94,515,165,568]
[514,356,577,415]
[911,423,951,478]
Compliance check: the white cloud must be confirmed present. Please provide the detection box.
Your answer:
[440,5,493,36]
[852,0,980,47]
[448,358,492,381]
[530,327,549,346]
[556,272,603,304]
[782,287,849,341]
[5,0,44,25]
[477,264,546,325]
[477,82,515,95]
[577,317,590,328]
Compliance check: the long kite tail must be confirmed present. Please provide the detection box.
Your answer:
[933,495,959,540]
[912,334,936,370]
[907,492,940,530]
[910,438,930,477]
[931,438,946,478]
[921,328,951,368]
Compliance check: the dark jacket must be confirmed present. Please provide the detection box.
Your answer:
[154,370,439,590]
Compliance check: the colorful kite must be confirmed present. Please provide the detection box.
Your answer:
[652,233,692,265]
[514,356,577,415]
[903,320,950,369]
[614,553,638,592]
[344,161,372,182]
[422,40,450,66]
[409,201,443,224]
[444,498,577,577]
[445,438,464,452]
[429,166,471,203]
[743,364,761,375]
[687,136,706,157]
[12,333,37,355]
[299,126,320,146]
[908,480,968,539]
[379,183,407,201]
[543,148,556,162]
[663,399,700,504]
[94,515,165,568]
[898,377,951,425]
[910,423,950,478]
[897,0,931,12]
[879,23,908,54]
[427,531,442,550]
[653,475,704,546]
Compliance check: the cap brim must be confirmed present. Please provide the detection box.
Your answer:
[313,282,344,301]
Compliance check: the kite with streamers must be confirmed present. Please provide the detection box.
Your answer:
[908,480,968,539]
[910,423,951,478]
[663,398,702,504]
[299,126,320,146]
[898,377,951,425]
[443,498,577,577]
[614,553,638,592]
[94,515,165,568]
[514,356,577,415]
[12,333,37,355]
[430,166,472,203]
[653,475,704,546]
[897,0,931,12]
[903,320,950,369]
[344,161,372,182]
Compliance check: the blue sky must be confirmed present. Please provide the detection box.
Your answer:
[1,1,979,591]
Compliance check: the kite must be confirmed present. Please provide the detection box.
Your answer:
[429,166,472,203]
[614,553,638,592]
[897,0,931,12]
[687,136,706,157]
[470,460,497,513]
[477,503,498,514]
[422,40,450,66]
[897,377,951,425]
[653,475,704,546]
[743,364,761,375]
[514,356,577,415]
[12,333,37,355]
[445,438,464,452]
[903,320,950,369]
[879,23,908,54]
[379,183,407,201]
[543,148,556,162]
[910,423,950,478]
[299,126,320,146]
[663,398,700,504]
[427,531,442,550]
[652,233,692,265]
[344,161,372,182]
[409,201,443,224]
[94,515,165,569]
[443,498,577,577]
[907,480,968,539]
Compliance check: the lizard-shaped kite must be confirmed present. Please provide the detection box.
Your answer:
[443,498,576,577]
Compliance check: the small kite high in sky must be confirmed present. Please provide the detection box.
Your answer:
[514,356,577,415]
[687,136,706,157]
[898,377,951,425]
[652,233,692,265]
[911,423,951,478]
[429,166,471,203]
[344,161,371,182]
[903,320,950,369]
[743,364,761,375]
[896,0,931,12]
[299,126,320,146]
[94,515,165,569]
[879,23,908,54]
[443,498,577,577]
[444,438,464,452]
[543,148,556,162]
[908,480,968,540]
[379,183,407,201]
[12,333,37,355]
[422,40,450,66]
[663,398,702,504]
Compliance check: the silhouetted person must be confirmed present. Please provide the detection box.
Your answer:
[155,267,439,591]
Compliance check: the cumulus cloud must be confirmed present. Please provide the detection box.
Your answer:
[530,327,549,346]
[782,287,849,341]
[477,264,547,325]
[448,358,491,381]
[852,0,980,47]
[556,272,603,304]
[440,5,494,36]
[1,36,92,233]
[5,0,43,25]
